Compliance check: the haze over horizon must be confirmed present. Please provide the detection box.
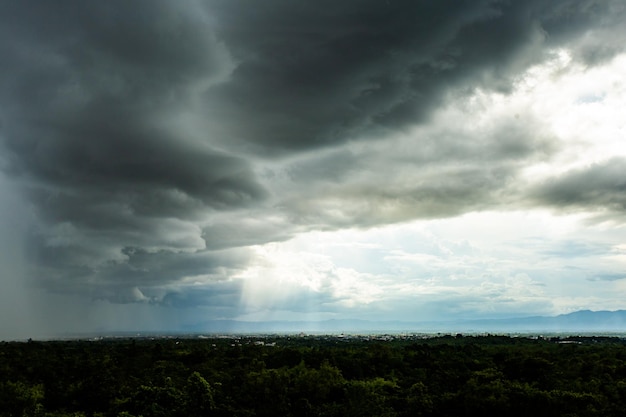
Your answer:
[1,0,626,339]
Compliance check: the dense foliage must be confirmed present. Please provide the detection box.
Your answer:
[2,334,626,416]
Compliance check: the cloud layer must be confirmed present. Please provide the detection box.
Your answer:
[1,0,625,334]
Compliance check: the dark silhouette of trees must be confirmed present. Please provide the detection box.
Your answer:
[1,335,626,416]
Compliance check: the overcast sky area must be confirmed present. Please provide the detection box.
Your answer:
[1,0,626,339]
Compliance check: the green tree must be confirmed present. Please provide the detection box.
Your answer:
[345,378,398,417]
[184,371,215,416]
[0,381,44,417]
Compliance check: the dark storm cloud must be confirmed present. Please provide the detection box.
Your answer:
[0,0,229,108]
[0,0,266,301]
[1,0,264,218]
[27,238,253,303]
[18,132,267,222]
[531,158,626,214]
[0,0,623,308]
[204,0,617,153]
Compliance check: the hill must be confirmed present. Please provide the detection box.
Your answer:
[184,310,626,334]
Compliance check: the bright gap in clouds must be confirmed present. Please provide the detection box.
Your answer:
[238,49,626,322]
[239,210,626,322]
[510,50,626,177]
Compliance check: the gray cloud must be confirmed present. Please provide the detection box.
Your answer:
[276,117,555,227]
[202,0,623,155]
[530,158,626,214]
[0,0,624,317]
[202,214,296,250]
[26,233,253,303]
[0,0,266,304]
[590,273,626,282]
[204,0,554,153]
[541,240,612,259]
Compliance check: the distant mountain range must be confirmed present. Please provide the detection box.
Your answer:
[184,310,626,334]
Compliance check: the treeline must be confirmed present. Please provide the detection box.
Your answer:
[2,335,626,416]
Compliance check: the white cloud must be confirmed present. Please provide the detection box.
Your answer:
[234,206,626,320]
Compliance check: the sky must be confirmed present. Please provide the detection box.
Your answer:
[1,0,626,339]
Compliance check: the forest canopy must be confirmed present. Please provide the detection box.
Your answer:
[2,334,626,416]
